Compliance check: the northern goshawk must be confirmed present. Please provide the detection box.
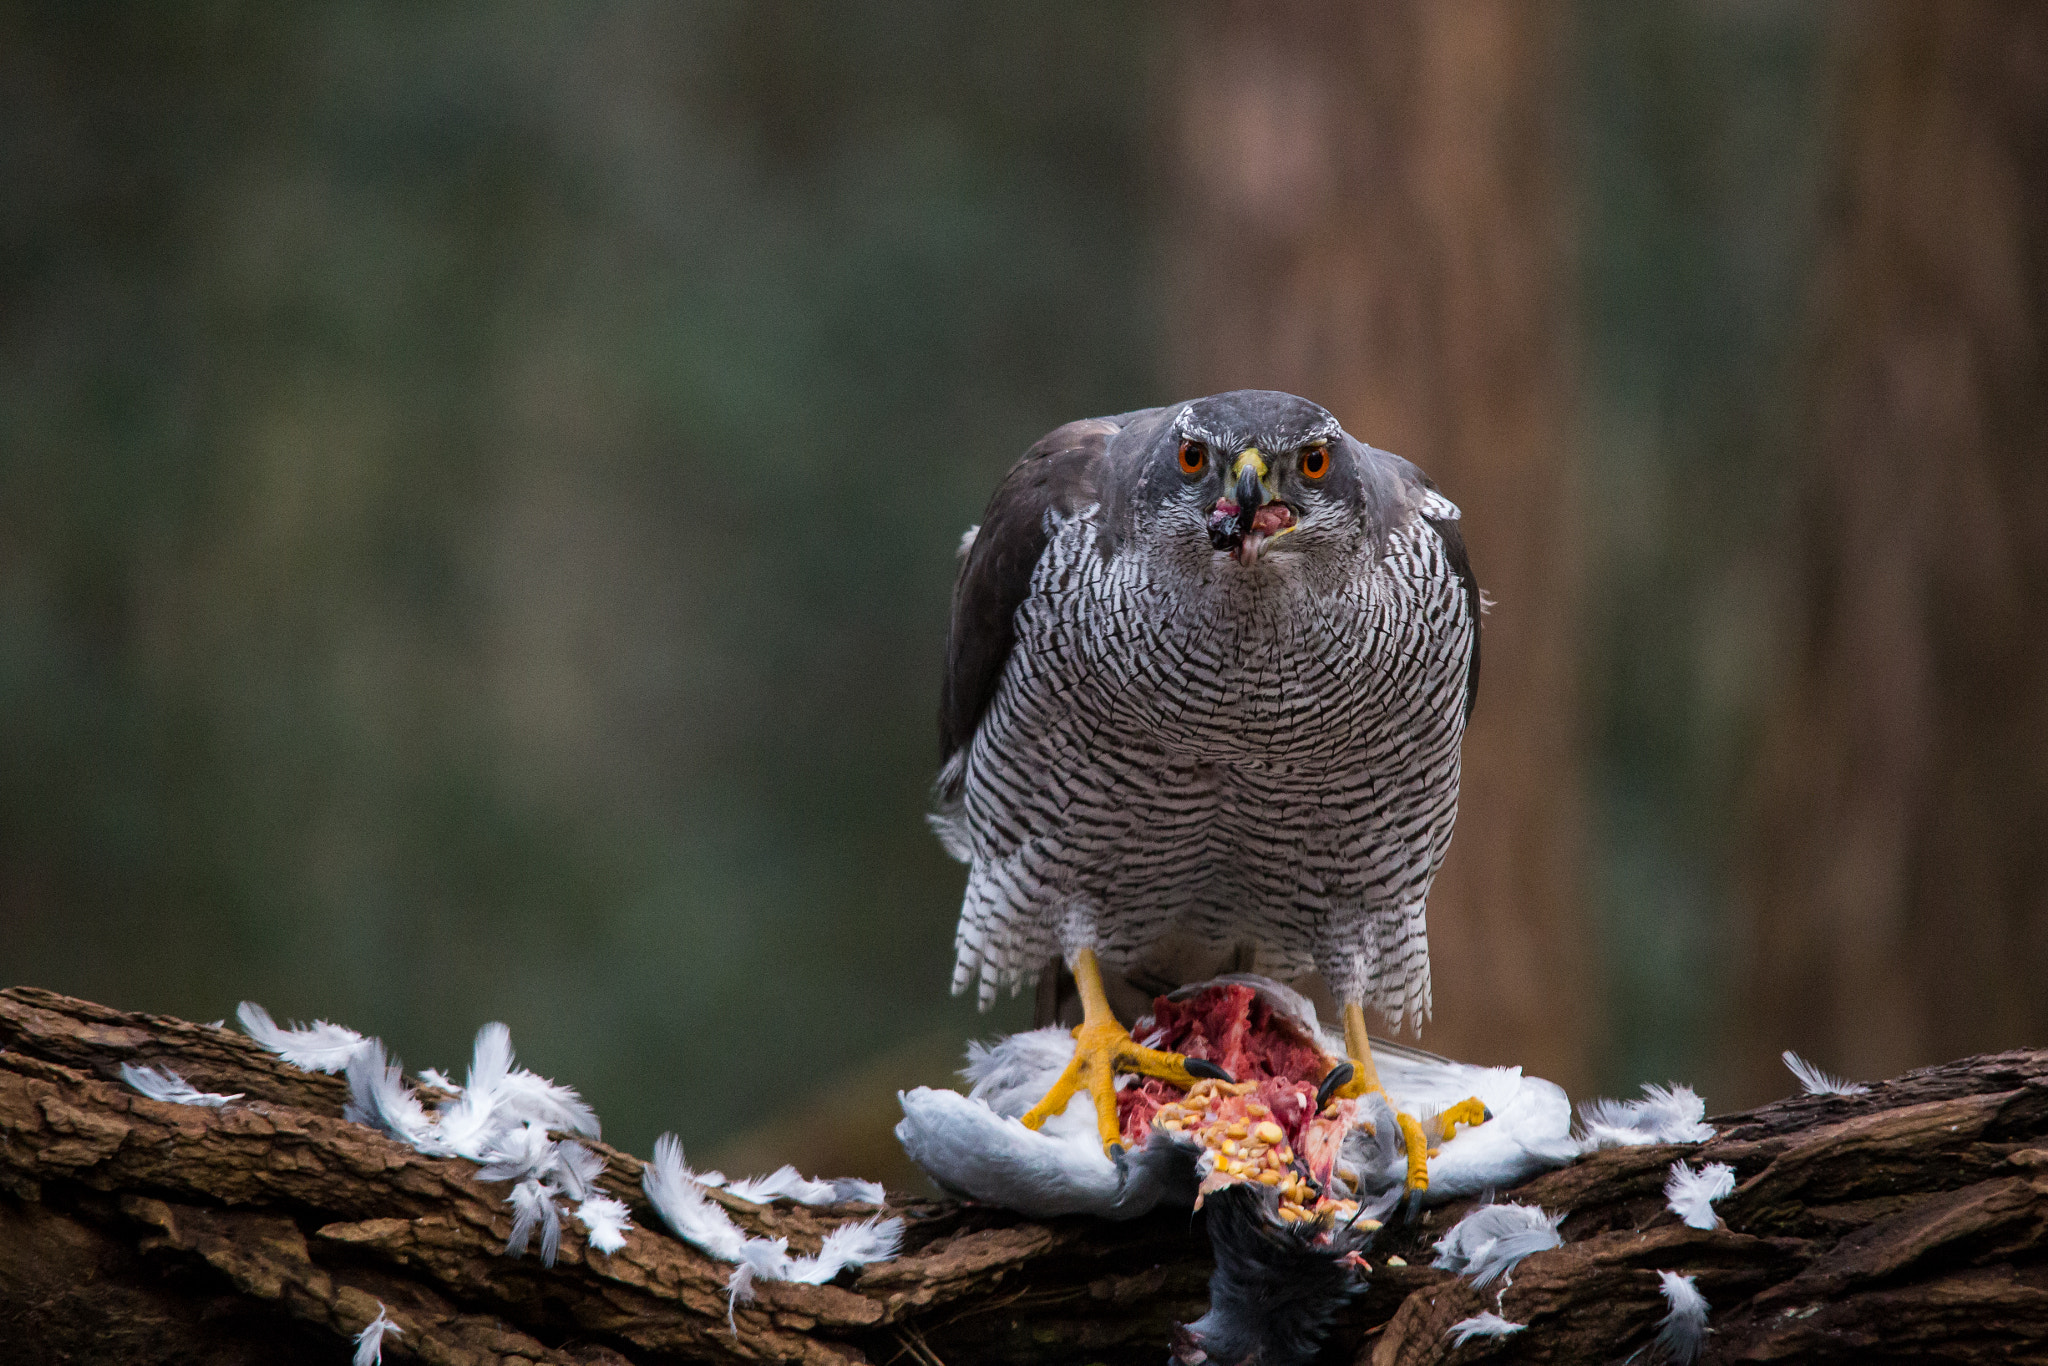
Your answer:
[931,390,1484,1185]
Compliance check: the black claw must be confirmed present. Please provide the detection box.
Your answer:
[1315,1062,1355,1110]
[1107,1142,1126,1160]
[1183,1057,1235,1083]
[1402,1189,1425,1224]
[1482,1105,1495,1123]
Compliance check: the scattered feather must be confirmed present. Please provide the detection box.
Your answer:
[830,1177,887,1206]
[576,1196,633,1254]
[342,1041,444,1153]
[505,1177,564,1265]
[957,524,980,558]
[494,1063,601,1140]
[120,1063,242,1107]
[643,1134,747,1262]
[418,1067,461,1093]
[1781,1050,1869,1098]
[1664,1161,1736,1231]
[353,1302,403,1366]
[475,1119,557,1184]
[237,1001,370,1074]
[725,1261,758,1334]
[549,1139,604,1203]
[1431,1202,1564,1286]
[1653,1270,1710,1363]
[1578,1083,1714,1148]
[642,1133,902,1296]
[725,1165,842,1205]
[789,1216,906,1283]
[724,1165,884,1207]
[1446,1311,1526,1346]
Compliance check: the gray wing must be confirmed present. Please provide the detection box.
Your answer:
[1420,504,1481,723]
[937,415,1130,783]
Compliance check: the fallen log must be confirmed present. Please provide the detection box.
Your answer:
[0,986,2042,1364]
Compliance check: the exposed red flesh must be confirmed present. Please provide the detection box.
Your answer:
[1249,503,1295,535]
[1116,984,1333,1151]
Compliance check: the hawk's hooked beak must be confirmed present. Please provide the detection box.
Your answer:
[1206,449,1297,567]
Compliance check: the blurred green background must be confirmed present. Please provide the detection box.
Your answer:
[6,1,2040,1175]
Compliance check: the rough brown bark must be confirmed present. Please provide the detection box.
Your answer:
[3,988,2046,1364]
[1731,1,2048,1100]
[1163,0,1593,1094]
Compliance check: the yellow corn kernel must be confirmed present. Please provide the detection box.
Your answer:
[1258,1170,1280,1186]
[1255,1121,1285,1145]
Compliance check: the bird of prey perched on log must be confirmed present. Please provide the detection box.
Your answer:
[931,390,1486,1193]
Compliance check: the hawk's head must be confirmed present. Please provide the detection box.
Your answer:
[1116,390,1395,570]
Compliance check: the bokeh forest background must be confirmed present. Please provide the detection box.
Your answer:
[4,1,2044,1187]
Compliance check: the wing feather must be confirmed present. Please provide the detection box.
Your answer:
[937,417,1126,774]
[1420,509,1481,723]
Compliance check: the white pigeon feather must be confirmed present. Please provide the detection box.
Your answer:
[352,1302,403,1366]
[1664,1161,1736,1231]
[238,1001,371,1073]
[787,1216,906,1283]
[724,1165,886,1208]
[1446,1311,1526,1346]
[1577,1083,1714,1148]
[430,1023,516,1157]
[725,1260,760,1334]
[643,1133,748,1262]
[494,1065,601,1139]
[120,1063,242,1107]
[342,1041,445,1153]
[576,1196,633,1254]
[962,1026,1086,1117]
[549,1139,604,1203]
[830,1177,887,1206]
[1781,1050,1869,1097]
[505,1177,564,1265]
[725,1165,842,1205]
[475,1119,556,1184]
[641,1133,901,1299]
[418,1067,461,1093]
[1653,1270,1710,1363]
[1431,1202,1564,1286]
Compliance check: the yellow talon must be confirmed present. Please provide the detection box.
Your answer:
[1397,1112,1430,1191]
[1324,1002,1490,1198]
[1017,948,1211,1151]
[1438,1096,1490,1142]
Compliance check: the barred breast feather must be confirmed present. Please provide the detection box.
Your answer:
[933,403,1477,1034]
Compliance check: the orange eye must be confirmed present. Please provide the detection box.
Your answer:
[1300,444,1329,479]
[1178,440,1209,476]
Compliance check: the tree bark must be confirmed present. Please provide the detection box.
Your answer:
[4,987,2046,1364]
[1161,0,1593,1093]
[1731,1,2048,1100]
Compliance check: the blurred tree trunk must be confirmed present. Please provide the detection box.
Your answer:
[1162,1,1593,1090]
[1731,2,2048,1100]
